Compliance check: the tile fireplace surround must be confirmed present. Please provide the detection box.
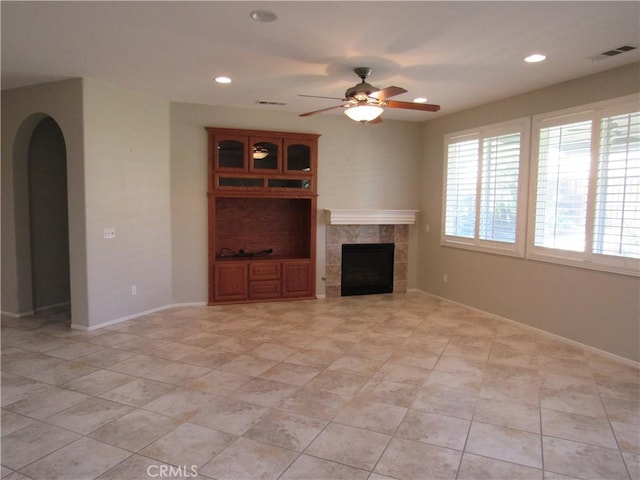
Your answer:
[324,210,418,298]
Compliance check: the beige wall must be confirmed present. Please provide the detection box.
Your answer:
[169,103,422,303]
[83,79,172,327]
[418,62,640,361]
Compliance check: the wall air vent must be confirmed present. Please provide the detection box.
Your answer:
[590,45,637,61]
[255,100,287,106]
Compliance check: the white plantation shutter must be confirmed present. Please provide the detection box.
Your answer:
[533,119,593,252]
[480,133,521,243]
[442,119,528,256]
[529,96,640,275]
[445,139,478,239]
[593,112,640,259]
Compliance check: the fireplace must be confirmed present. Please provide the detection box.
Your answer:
[341,243,395,296]
[324,209,418,298]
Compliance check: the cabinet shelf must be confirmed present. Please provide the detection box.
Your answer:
[216,255,311,262]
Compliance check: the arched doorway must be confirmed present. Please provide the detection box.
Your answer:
[27,117,70,312]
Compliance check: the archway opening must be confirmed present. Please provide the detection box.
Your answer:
[27,117,70,313]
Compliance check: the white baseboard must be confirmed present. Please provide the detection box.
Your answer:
[171,302,208,308]
[71,302,208,331]
[72,304,174,331]
[35,301,70,313]
[1,310,35,318]
[2,301,70,318]
[416,289,639,368]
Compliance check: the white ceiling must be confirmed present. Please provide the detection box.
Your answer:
[2,1,639,121]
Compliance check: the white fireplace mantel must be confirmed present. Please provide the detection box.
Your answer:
[324,209,419,225]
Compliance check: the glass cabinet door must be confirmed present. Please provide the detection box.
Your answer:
[285,139,313,173]
[216,136,247,170]
[250,137,280,172]
[267,178,311,190]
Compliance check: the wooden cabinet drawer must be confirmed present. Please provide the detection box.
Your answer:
[249,280,281,299]
[249,262,281,281]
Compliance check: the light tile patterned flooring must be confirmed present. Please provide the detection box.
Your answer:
[1,292,639,480]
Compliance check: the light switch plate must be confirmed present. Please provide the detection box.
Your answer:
[103,228,116,239]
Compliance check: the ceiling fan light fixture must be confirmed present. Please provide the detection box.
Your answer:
[344,105,384,122]
[300,67,441,119]
[252,146,269,159]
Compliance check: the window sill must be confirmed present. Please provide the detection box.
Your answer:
[440,240,640,277]
[526,250,640,277]
[441,238,524,258]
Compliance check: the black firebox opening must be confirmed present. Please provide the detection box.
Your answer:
[341,243,394,296]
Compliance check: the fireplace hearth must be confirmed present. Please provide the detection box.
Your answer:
[341,243,395,296]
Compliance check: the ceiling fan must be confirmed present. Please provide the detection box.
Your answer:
[299,67,440,123]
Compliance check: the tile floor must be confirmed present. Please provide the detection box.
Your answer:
[1,292,639,480]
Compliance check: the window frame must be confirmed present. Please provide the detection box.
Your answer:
[441,117,531,258]
[527,94,640,276]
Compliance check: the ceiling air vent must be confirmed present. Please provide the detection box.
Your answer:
[590,45,637,61]
[255,100,287,106]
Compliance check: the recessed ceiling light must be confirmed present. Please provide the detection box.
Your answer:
[215,76,232,84]
[250,10,277,23]
[413,97,429,103]
[525,54,546,63]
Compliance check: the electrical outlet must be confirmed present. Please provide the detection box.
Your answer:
[443,273,448,283]
[131,285,137,296]
[425,224,430,233]
[103,228,116,239]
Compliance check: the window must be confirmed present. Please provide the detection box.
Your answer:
[529,96,640,275]
[532,118,593,252]
[441,95,639,275]
[444,138,478,240]
[594,111,640,259]
[442,119,529,256]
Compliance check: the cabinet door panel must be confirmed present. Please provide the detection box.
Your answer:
[282,261,313,297]
[267,178,311,190]
[216,176,264,188]
[249,280,281,299]
[216,136,248,171]
[284,139,315,174]
[250,137,281,172]
[214,263,248,301]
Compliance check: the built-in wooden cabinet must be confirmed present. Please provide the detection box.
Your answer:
[207,127,319,305]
